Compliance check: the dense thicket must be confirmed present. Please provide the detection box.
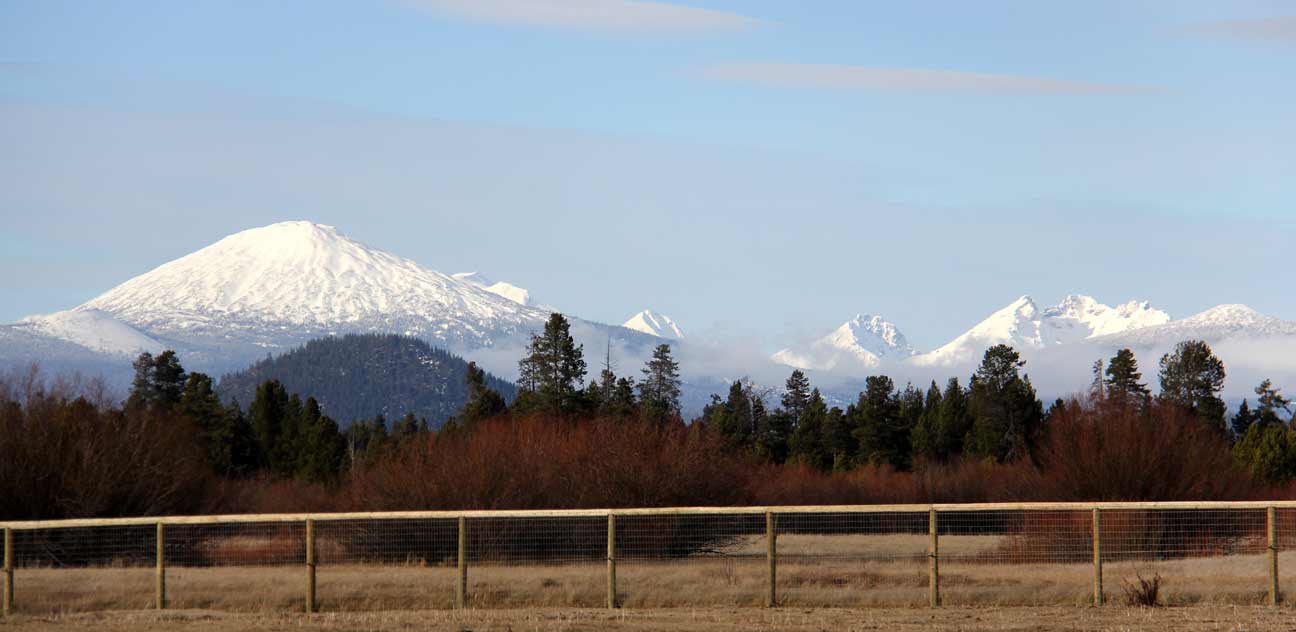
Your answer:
[217,334,515,428]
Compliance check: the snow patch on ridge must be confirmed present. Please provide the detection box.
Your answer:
[18,308,162,356]
[453,272,533,306]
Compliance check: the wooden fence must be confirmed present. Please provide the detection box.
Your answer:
[2,501,1293,615]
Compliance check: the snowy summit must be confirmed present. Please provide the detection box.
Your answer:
[912,294,1169,367]
[773,314,915,371]
[74,221,550,348]
[622,310,685,339]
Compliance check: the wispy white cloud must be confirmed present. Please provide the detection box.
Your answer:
[695,62,1157,95]
[1189,16,1296,45]
[399,0,764,32]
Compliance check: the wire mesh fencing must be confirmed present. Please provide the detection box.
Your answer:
[1,502,1291,616]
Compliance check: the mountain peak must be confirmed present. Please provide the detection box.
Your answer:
[76,221,547,347]
[913,294,1169,367]
[622,309,684,339]
[773,313,913,372]
[453,272,533,306]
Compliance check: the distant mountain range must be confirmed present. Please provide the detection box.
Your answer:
[3,220,1293,408]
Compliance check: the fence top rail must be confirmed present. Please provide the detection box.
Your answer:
[3,500,1294,530]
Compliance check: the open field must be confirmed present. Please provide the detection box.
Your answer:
[5,605,1296,632]
[6,534,1292,614]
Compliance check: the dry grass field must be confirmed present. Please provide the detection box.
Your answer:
[6,533,1292,617]
[5,605,1296,632]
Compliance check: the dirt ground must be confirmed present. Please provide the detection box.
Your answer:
[4,606,1295,632]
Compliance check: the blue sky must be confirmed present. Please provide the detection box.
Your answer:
[1,0,1293,350]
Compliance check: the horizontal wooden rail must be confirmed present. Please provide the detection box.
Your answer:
[2,501,1293,531]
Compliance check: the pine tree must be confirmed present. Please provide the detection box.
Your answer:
[638,344,681,424]
[151,350,187,408]
[515,313,588,416]
[909,380,944,462]
[852,375,908,469]
[1254,379,1292,427]
[1232,399,1257,440]
[1157,340,1227,430]
[126,351,156,412]
[125,350,187,413]
[789,388,831,470]
[966,345,1044,463]
[301,397,346,482]
[781,370,811,420]
[1104,348,1150,409]
[704,381,758,449]
[934,377,971,459]
[454,362,508,427]
[249,380,293,475]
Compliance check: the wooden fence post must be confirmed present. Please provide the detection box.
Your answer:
[3,527,12,617]
[155,522,166,609]
[456,516,467,609]
[766,511,777,608]
[607,513,617,609]
[929,507,940,607]
[1269,507,1279,607]
[1092,508,1103,606]
[305,519,316,613]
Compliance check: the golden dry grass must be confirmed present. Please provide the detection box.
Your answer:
[6,534,1292,616]
[6,605,1296,632]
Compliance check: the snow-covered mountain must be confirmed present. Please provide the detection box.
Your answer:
[0,221,663,386]
[912,295,1170,367]
[1094,304,1296,348]
[452,272,533,307]
[773,314,914,371]
[622,309,685,339]
[78,221,550,350]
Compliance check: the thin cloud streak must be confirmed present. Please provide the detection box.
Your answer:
[399,0,765,32]
[696,62,1157,95]
[1190,16,1296,45]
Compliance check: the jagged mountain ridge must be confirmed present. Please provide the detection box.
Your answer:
[911,295,1171,367]
[773,314,914,371]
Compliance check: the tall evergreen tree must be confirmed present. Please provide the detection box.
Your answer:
[852,375,909,469]
[515,313,588,416]
[454,362,508,427]
[966,345,1044,463]
[703,380,759,449]
[1104,348,1150,409]
[1157,340,1227,430]
[910,381,943,462]
[638,344,681,424]
[1232,399,1257,440]
[781,370,812,420]
[250,379,293,475]
[934,377,971,459]
[125,350,187,412]
[294,396,345,483]
[789,388,831,470]
[1254,379,1292,427]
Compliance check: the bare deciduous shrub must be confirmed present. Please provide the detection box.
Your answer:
[1122,571,1162,607]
